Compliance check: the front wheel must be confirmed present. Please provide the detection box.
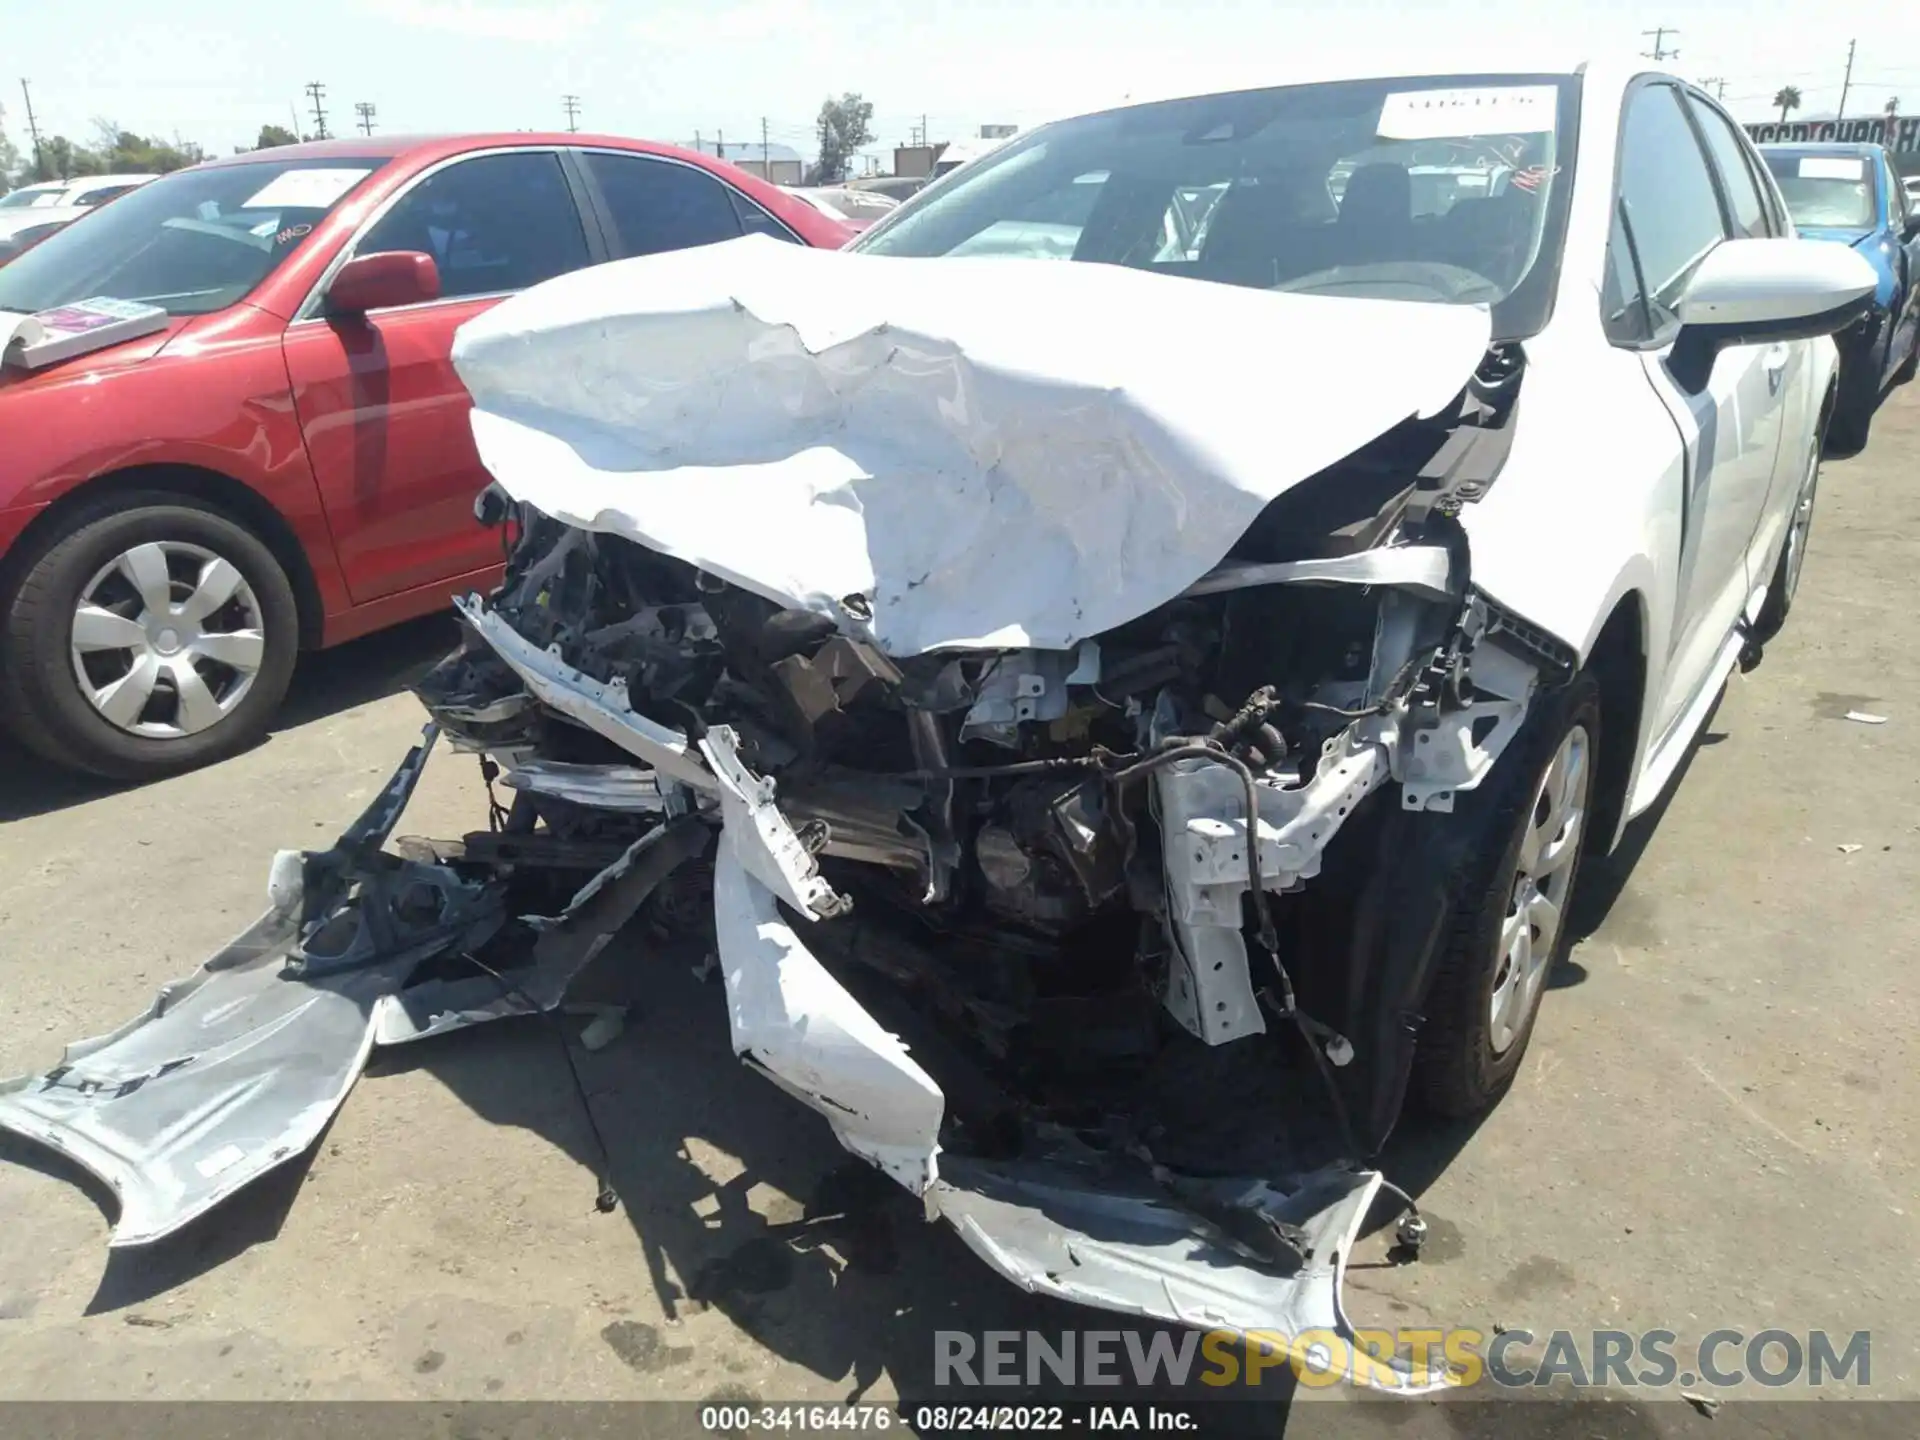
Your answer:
[1413,674,1602,1117]
[1826,331,1886,456]
[1751,435,1821,642]
[0,496,301,781]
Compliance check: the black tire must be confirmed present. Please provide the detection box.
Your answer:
[1413,672,1602,1118]
[1752,431,1822,643]
[1826,341,1884,457]
[0,494,300,781]
[1895,327,1919,387]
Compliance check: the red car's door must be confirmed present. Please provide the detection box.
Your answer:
[281,149,595,604]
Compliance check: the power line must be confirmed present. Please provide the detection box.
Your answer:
[354,101,376,137]
[19,77,45,180]
[562,94,581,133]
[305,81,329,140]
[1836,38,1856,122]
[1642,27,1680,61]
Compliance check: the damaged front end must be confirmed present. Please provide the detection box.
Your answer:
[406,365,1542,1390]
[0,245,1562,1391]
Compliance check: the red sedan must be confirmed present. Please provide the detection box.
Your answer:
[0,134,853,780]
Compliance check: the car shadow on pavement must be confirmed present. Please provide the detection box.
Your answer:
[0,614,457,824]
[368,945,1309,1429]
[1568,702,1726,946]
[275,614,459,731]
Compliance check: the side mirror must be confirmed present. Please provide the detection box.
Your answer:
[325,251,441,317]
[1668,237,1877,392]
[1903,213,1920,243]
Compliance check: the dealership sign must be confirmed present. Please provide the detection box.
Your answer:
[1745,116,1920,150]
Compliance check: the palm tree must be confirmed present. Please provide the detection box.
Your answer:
[1774,86,1802,123]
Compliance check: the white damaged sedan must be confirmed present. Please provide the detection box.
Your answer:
[0,64,1876,1389]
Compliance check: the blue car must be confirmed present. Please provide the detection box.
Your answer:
[1761,142,1920,452]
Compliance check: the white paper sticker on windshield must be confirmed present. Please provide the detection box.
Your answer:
[1798,156,1866,181]
[1378,86,1557,139]
[241,168,372,211]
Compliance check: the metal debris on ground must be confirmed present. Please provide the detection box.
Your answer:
[1681,1391,1723,1417]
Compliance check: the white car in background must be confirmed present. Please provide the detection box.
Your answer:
[0,63,1879,1390]
[784,184,900,234]
[0,172,157,244]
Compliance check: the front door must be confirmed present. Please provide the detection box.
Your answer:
[1613,84,1789,740]
[282,149,595,604]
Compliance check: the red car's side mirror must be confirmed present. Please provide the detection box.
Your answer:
[325,251,441,316]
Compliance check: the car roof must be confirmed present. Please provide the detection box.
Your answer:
[1056,55,1596,122]
[193,133,715,170]
[1758,140,1889,158]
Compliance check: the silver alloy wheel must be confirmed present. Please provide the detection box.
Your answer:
[68,541,266,739]
[1488,723,1592,1056]
[1781,441,1820,608]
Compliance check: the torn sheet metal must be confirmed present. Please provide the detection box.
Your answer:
[374,817,711,1046]
[0,729,444,1246]
[930,1156,1440,1389]
[454,594,716,794]
[1182,545,1455,600]
[712,842,945,1192]
[500,759,680,812]
[450,233,1492,656]
[0,732,708,1244]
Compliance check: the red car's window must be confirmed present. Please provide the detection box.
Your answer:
[582,151,745,257]
[355,151,589,299]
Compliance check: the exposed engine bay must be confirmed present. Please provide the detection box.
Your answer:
[0,242,1574,1391]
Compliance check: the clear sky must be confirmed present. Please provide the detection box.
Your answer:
[7,0,1920,168]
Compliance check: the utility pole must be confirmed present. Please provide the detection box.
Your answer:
[19,78,46,180]
[1641,27,1679,61]
[562,94,581,132]
[695,128,703,154]
[761,116,769,180]
[717,128,724,161]
[1837,38,1856,121]
[354,102,376,136]
[305,81,330,140]
[1701,76,1727,101]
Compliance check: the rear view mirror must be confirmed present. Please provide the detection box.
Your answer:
[1669,237,1877,391]
[325,251,441,317]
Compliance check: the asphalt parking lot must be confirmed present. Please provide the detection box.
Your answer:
[2,393,1917,1435]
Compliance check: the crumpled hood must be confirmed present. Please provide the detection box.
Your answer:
[452,234,1491,656]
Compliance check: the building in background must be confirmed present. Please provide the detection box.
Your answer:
[892,142,948,178]
[979,124,1019,140]
[690,138,805,186]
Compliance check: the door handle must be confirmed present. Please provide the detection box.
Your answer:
[1763,343,1790,394]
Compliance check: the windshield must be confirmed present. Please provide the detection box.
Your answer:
[1763,152,1877,231]
[0,186,61,210]
[0,157,387,317]
[856,74,1579,338]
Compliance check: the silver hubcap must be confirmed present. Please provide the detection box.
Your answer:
[1781,443,1819,607]
[1489,723,1592,1056]
[68,541,265,739]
